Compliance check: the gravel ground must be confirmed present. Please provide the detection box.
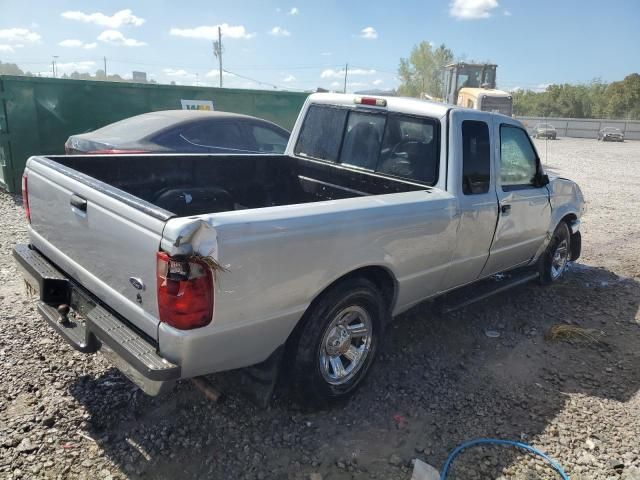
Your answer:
[1,137,639,480]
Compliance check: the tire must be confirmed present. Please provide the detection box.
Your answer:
[538,222,571,285]
[289,277,387,404]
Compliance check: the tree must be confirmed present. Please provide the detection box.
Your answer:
[601,74,640,119]
[512,75,640,120]
[397,42,454,98]
[0,61,25,75]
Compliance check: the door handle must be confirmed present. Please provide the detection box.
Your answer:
[500,204,511,214]
[70,194,87,212]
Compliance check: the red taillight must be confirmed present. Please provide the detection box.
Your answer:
[87,149,150,154]
[21,173,31,223]
[156,252,214,330]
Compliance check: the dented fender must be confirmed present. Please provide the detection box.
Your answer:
[161,217,219,259]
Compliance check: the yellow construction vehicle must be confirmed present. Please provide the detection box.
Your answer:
[442,63,513,116]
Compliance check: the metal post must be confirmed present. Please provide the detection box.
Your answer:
[218,27,223,88]
[343,63,348,93]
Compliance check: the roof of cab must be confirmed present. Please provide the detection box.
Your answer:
[307,92,453,119]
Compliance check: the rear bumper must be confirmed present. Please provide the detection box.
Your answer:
[13,244,180,395]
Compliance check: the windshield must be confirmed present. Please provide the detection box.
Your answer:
[603,128,621,132]
[455,64,497,91]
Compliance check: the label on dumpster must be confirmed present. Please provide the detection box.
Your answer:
[181,99,215,111]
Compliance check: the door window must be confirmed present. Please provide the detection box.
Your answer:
[500,125,539,189]
[462,120,490,194]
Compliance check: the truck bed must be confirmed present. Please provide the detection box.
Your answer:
[49,153,428,217]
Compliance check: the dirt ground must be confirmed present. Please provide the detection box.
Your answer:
[0,137,639,480]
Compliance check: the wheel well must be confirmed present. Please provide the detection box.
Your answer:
[282,266,397,372]
[561,213,577,225]
[332,266,397,312]
[560,213,581,261]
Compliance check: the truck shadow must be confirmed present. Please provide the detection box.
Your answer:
[68,263,640,479]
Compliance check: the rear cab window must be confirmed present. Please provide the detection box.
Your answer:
[294,104,440,185]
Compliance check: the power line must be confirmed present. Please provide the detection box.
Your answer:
[222,68,284,90]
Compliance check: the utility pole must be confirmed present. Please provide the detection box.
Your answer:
[343,63,348,93]
[213,27,223,88]
[103,56,107,78]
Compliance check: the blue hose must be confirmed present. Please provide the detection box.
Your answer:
[440,438,570,480]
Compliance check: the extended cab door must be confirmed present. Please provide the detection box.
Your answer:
[481,120,551,275]
[443,110,499,289]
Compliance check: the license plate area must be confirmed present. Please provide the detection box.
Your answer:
[14,244,71,305]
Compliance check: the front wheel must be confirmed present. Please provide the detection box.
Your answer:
[289,277,387,404]
[539,222,571,285]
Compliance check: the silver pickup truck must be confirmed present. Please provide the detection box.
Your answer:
[14,93,585,403]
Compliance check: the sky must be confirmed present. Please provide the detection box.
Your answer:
[1,0,639,93]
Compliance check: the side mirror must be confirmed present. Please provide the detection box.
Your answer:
[538,173,550,187]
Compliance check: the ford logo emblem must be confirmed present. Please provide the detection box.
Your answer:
[129,277,145,291]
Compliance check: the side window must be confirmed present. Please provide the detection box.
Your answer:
[462,120,491,194]
[181,122,246,151]
[377,114,439,185]
[251,125,288,154]
[500,125,539,189]
[339,111,385,170]
[294,105,348,162]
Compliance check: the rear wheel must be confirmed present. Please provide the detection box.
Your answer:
[289,277,387,404]
[539,222,571,285]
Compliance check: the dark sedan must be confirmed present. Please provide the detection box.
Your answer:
[598,127,624,142]
[65,110,290,154]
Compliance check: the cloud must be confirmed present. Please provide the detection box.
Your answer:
[163,68,192,77]
[269,26,291,37]
[321,68,376,79]
[373,79,383,86]
[0,28,41,43]
[359,27,377,39]
[450,0,499,19]
[320,52,332,56]
[55,61,96,74]
[504,9,512,16]
[59,39,97,49]
[534,83,551,92]
[0,45,15,52]
[288,7,299,15]
[98,30,146,47]
[170,24,256,40]
[283,74,296,82]
[61,9,145,28]
[330,81,341,88]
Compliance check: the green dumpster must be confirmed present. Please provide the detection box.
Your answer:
[0,75,308,192]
